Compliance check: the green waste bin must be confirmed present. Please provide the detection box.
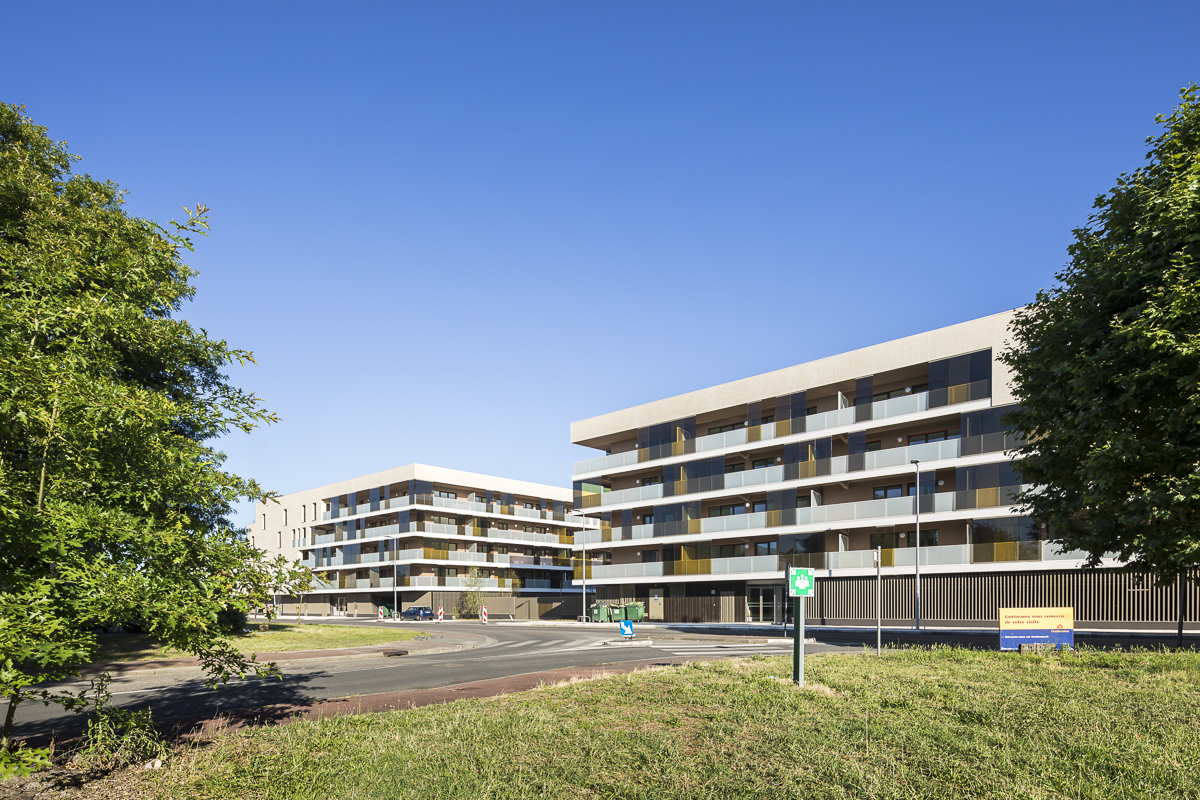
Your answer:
[624,602,645,622]
[610,604,627,622]
[589,604,609,623]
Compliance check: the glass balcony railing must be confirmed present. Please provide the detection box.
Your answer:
[593,437,997,508]
[587,553,823,581]
[576,486,1029,545]
[599,483,667,506]
[322,494,596,525]
[312,521,575,548]
[579,540,1093,582]
[574,384,994,476]
[306,545,571,570]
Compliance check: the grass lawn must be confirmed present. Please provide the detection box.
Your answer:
[140,646,1200,800]
[92,623,422,663]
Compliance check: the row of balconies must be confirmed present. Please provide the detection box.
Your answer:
[306,576,560,591]
[576,541,1087,581]
[312,520,573,548]
[322,493,589,524]
[304,547,573,570]
[573,382,991,477]
[592,433,1020,508]
[575,486,1027,546]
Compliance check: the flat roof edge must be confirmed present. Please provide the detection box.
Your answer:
[570,309,1019,446]
[270,463,572,505]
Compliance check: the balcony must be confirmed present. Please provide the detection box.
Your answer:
[312,521,575,548]
[582,541,1091,582]
[306,545,572,570]
[321,493,594,525]
[573,384,992,476]
[577,486,1028,545]
[593,435,1023,509]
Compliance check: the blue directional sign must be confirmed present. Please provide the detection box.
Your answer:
[619,620,634,637]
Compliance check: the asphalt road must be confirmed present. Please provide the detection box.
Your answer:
[5,622,839,740]
[8,620,1192,742]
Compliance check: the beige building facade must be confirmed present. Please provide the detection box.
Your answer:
[568,311,1193,629]
[252,464,597,618]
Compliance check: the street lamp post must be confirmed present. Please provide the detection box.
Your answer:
[580,528,588,621]
[911,459,922,631]
[392,534,398,621]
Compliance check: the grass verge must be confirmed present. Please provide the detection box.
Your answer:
[93,623,421,663]
[134,647,1200,799]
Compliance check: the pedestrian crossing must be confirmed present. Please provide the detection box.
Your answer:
[477,638,794,658]
[483,638,573,652]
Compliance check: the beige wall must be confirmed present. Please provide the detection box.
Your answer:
[571,310,1019,447]
[251,463,576,569]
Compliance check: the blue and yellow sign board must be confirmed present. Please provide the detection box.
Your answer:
[999,607,1075,650]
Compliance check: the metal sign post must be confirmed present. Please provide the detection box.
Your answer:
[787,566,815,687]
[874,546,882,656]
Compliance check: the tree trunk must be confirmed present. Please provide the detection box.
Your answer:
[1180,571,1188,649]
[1,687,20,753]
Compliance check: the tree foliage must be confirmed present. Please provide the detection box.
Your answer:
[0,104,309,760]
[1001,85,1200,580]
[457,569,484,619]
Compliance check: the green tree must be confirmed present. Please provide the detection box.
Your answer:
[0,104,309,767]
[457,569,484,619]
[1001,85,1200,583]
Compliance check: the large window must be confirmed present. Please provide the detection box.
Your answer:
[708,423,743,435]
[708,504,745,517]
[909,428,962,445]
[871,529,938,548]
[724,462,745,474]
[641,549,661,563]
[873,485,904,500]
[710,544,743,559]
[871,384,929,403]
[433,490,456,499]
[755,541,777,556]
[752,458,771,469]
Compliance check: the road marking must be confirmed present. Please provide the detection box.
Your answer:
[659,649,792,656]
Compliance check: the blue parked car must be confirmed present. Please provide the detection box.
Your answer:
[400,606,434,621]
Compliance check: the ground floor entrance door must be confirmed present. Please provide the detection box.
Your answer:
[648,588,664,620]
[747,587,777,623]
[719,591,737,622]
[336,597,347,616]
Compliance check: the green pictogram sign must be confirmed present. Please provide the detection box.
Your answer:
[788,567,815,598]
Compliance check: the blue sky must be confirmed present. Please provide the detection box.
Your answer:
[3,3,1197,523]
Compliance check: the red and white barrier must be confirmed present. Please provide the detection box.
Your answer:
[378,607,384,621]
[437,606,444,623]
[482,605,488,624]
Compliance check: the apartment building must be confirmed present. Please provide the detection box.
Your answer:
[251,464,597,618]
[570,311,1197,630]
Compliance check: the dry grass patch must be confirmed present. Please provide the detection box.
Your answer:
[92,624,421,663]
